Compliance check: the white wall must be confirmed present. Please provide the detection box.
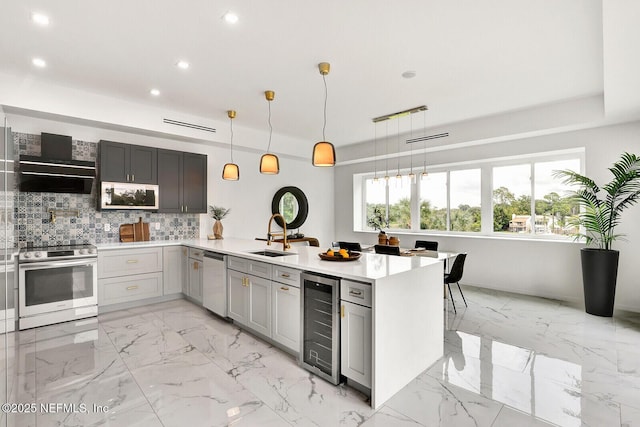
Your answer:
[7,113,335,248]
[334,120,640,313]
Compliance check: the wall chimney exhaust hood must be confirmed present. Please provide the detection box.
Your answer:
[18,133,96,194]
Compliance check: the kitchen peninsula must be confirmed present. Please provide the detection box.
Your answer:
[97,238,444,409]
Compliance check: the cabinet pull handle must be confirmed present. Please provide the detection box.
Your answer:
[126,259,139,264]
[126,174,130,182]
[131,174,135,181]
[126,285,139,291]
[341,305,345,318]
[280,286,289,291]
[194,262,198,270]
[281,273,290,278]
[349,290,362,296]
[181,205,184,213]
[185,206,188,212]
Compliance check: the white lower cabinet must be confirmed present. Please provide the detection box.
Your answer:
[227,256,301,353]
[340,279,373,389]
[248,276,271,337]
[188,259,203,303]
[181,246,189,295]
[163,246,183,295]
[341,301,372,388]
[100,272,163,306]
[185,248,203,304]
[228,269,249,324]
[271,281,300,352]
[98,247,164,307]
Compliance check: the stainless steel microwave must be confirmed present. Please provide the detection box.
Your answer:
[100,181,159,210]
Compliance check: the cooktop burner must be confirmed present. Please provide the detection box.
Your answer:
[19,244,97,262]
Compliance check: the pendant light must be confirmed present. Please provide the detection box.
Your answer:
[260,90,279,174]
[312,62,336,167]
[222,110,239,180]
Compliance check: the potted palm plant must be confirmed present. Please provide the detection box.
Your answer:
[554,152,640,316]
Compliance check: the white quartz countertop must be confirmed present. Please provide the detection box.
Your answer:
[96,238,440,282]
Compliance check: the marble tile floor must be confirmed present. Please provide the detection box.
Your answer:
[1,286,639,426]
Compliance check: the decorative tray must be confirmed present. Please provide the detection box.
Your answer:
[318,252,362,262]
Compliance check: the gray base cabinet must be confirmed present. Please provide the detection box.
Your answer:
[228,269,249,324]
[271,265,301,353]
[227,257,301,353]
[98,247,164,307]
[340,280,372,388]
[271,281,300,352]
[163,246,183,295]
[186,248,203,304]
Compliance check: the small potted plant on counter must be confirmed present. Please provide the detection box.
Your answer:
[368,206,389,245]
[209,205,231,240]
[554,152,640,316]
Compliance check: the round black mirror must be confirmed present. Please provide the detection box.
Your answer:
[271,186,308,229]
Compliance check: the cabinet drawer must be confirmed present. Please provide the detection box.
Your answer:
[188,247,204,261]
[227,256,249,273]
[98,247,163,278]
[272,266,301,288]
[248,260,272,280]
[99,272,163,306]
[227,257,272,280]
[340,280,372,307]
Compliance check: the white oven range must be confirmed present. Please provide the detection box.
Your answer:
[18,244,97,330]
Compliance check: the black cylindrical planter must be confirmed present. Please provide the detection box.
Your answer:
[580,248,619,317]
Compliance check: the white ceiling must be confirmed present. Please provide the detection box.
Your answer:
[0,0,605,148]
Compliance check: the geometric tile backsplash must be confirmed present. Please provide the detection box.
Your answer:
[13,132,200,248]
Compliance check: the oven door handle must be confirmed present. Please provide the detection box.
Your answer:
[19,259,97,270]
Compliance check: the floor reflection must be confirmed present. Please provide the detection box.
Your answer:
[424,286,639,427]
[1,287,639,426]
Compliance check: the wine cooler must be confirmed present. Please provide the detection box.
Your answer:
[300,272,341,384]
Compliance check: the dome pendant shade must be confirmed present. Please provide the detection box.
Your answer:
[260,153,279,174]
[312,141,336,167]
[222,163,239,180]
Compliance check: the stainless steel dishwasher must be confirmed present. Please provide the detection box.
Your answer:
[203,251,226,317]
[300,272,341,385]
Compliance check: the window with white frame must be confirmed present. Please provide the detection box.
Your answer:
[357,150,583,238]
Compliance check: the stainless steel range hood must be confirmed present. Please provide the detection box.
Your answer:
[18,133,96,194]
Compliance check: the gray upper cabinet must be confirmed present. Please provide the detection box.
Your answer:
[158,149,207,214]
[99,140,157,184]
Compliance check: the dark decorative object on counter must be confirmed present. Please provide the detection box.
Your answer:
[554,152,640,316]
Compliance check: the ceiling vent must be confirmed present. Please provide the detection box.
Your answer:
[406,132,449,144]
[162,118,216,133]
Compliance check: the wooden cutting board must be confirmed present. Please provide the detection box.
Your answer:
[119,217,150,242]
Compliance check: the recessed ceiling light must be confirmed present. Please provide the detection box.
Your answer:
[176,60,190,70]
[222,11,239,24]
[32,58,46,68]
[31,12,50,26]
[150,88,160,96]
[402,70,417,79]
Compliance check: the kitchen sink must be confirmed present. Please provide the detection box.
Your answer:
[248,250,295,257]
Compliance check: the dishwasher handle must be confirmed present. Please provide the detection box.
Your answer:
[204,251,225,261]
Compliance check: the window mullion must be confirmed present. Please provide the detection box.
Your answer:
[530,162,535,235]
